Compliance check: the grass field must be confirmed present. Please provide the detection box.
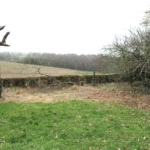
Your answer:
[0,100,149,150]
[0,61,95,78]
[0,62,150,149]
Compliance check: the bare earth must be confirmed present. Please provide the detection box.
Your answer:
[1,83,150,110]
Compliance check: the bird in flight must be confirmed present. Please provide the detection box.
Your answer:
[0,26,5,31]
[0,32,10,46]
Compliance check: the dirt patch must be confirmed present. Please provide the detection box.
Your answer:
[0,83,150,110]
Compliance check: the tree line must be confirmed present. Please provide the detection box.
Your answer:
[0,52,113,72]
[21,53,101,71]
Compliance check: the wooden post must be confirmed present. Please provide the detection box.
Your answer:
[92,71,96,87]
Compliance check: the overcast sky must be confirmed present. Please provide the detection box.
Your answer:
[0,0,150,55]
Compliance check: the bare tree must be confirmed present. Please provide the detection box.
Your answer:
[102,10,150,86]
[141,10,150,28]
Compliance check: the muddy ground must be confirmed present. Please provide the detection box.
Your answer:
[0,83,150,110]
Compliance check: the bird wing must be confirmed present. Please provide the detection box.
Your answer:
[0,42,10,46]
[0,26,5,31]
[1,32,10,43]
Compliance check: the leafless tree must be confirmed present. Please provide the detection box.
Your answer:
[102,10,150,86]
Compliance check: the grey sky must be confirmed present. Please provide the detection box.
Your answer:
[0,0,150,55]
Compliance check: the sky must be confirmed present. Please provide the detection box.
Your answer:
[0,0,150,55]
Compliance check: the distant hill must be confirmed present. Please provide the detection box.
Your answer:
[0,52,100,72]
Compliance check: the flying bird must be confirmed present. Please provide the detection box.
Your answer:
[0,26,5,31]
[0,32,10,46]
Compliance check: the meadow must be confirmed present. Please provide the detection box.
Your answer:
[0,101,149,150]
[0,61,150,149]
[0,61,95,78]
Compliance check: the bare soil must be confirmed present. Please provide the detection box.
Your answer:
[1,83,150,110]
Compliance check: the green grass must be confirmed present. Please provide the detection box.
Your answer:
[0,101,149,150]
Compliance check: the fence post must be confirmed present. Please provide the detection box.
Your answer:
[92,71,96,87]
